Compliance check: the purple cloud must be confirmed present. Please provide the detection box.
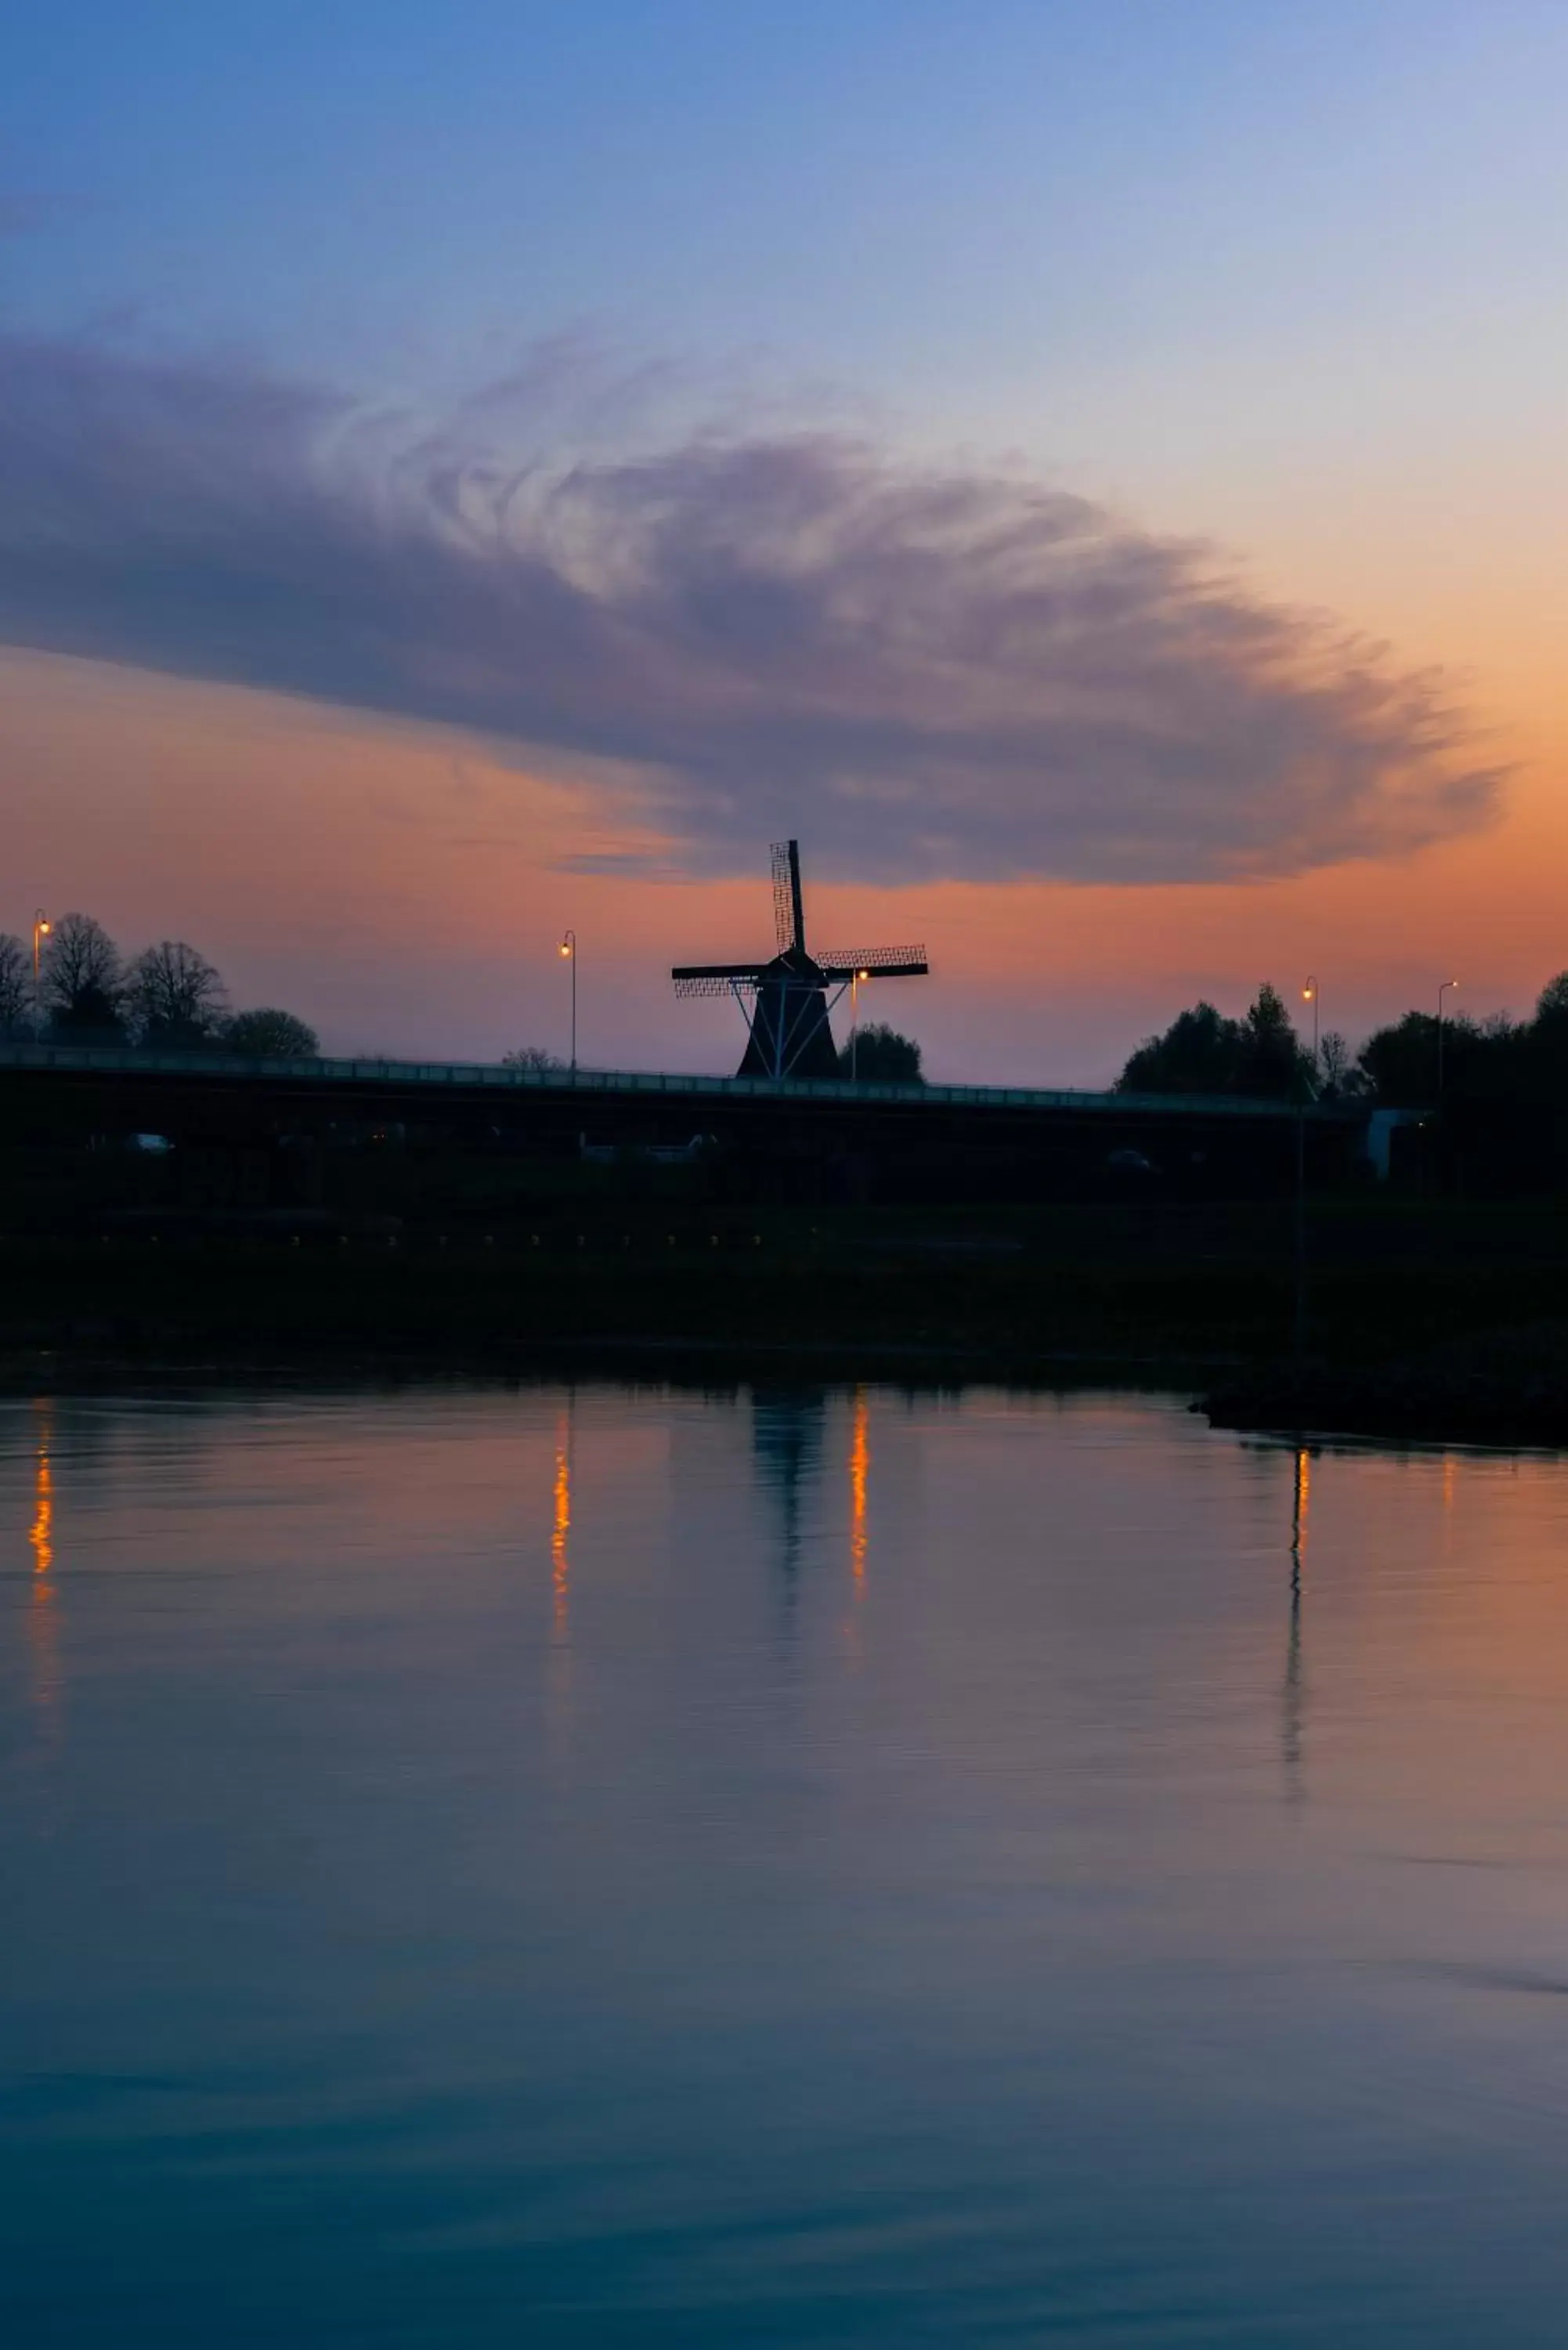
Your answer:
[0,331,1500,883]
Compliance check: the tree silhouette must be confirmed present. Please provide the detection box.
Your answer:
[1118,1001,1241,1094]
[39,913,125,1043]
[1356,1007,1528,1103]
[1119,986,1313,1098]
[1536,971,1568,1024]
[1317,1029,1364,1095]
[838,1022,923,1083]
[502,1044,566,1072]
[1237,982,1312,1097]
[223,1008,320,1058]
[127,940,227,1048]
[0,935,32,1036]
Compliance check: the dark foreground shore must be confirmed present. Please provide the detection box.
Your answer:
[1201,1332,1568,1448]
[7,1198,1568,1443]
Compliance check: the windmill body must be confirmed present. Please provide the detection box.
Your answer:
[673,841,928,1080]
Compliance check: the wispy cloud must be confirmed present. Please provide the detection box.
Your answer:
[0,331,1501,884]
[0,196,51,237]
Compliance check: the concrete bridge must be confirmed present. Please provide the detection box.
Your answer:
[0,1040,1372,1213]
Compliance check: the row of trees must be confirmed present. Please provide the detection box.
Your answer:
[1118,974,1568,1106]
[0,915,318,1058]
[1118,985,1316,1100]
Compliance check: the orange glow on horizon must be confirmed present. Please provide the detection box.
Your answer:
[9,643,1568,1080]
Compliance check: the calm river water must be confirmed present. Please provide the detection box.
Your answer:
[5,1383,1568,2345]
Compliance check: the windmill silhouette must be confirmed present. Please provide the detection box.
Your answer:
[672,841,928,1079]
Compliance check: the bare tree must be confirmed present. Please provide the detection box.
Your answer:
[39,912,125,1040]
[0,935,33,1036]
[1318,1030,1352,1090]
[126,939,227,1047]
[503,1045,565,1072]
[223,1007,319,1058]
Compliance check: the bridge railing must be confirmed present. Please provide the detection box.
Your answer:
[0,1040,1360,1121]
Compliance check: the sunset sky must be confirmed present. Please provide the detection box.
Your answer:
[4,1,1566,1081]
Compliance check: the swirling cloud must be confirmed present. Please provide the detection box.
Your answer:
[0,331,1500,882]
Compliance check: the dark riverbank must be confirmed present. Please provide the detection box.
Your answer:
[7,1199,1568,1441]
[1201,1329,1568,1448]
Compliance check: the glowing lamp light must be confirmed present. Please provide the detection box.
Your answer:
[559,927,578,1069]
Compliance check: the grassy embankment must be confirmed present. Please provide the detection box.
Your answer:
[7,1197,1568,1434]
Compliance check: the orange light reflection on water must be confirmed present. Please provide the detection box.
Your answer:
[850,1387,869,1593]
[28,1401,60,1735]
[1283,1447,1310,1802]
[551,1419,572,1636]
[31,1435,53,1579]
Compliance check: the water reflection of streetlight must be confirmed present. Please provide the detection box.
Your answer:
[29,1399,60,1741]
[1283,1446,1310,1803]
[30,1406,54,1581]
[849,1386,869,1590]
[544,1397,576,1766]
[551,1409,572,1636]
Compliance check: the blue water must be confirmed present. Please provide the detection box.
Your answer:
[5,1383,1568,2344]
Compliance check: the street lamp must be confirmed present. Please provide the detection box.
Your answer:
[1436,978,1458,1094]
[31,910,51,1021]
[1302,975,1319,1072]
[558,931,576,1072]
[851,969,869,1081]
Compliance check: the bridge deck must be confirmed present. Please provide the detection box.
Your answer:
[0,1043,1355,1123]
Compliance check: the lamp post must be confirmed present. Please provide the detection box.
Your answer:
[1436,978,1458,1094]
[1294,973,1320,1354]
[31,910,51,1023]
[851,969,869,1081]
[558,931,576,1072]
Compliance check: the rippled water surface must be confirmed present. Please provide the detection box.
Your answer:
[6,1383,1568,2345]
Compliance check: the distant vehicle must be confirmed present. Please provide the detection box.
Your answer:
[1107,1148,1155,1175]
[128,1133,174,1155]
[579,1133,718,1166]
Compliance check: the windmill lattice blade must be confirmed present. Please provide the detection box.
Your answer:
[815,946,929,977]
[672,973,757,999]
[771,841,796,954]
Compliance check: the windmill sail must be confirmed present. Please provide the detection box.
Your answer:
[815,947,930,978]
[672,839,928,1079]
[771,841,797,955]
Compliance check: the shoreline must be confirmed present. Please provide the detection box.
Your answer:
[5,1326,1567,1455]
[0,1330,1234,1399]
[5,1209,1568,1447]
